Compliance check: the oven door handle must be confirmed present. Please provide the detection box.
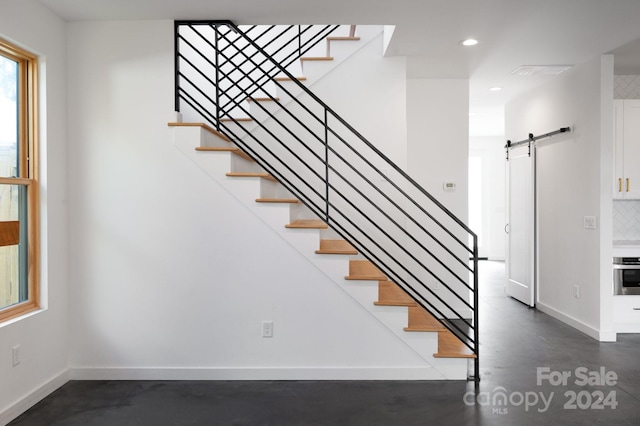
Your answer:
[613,264,640,269]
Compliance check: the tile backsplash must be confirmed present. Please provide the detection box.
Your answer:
[615,75,640,99]
[613,200,640,241]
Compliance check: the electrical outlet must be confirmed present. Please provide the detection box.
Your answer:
[574,285,580,299]
[12,345,20,367]
[262,321,273,338]
[584,216,597,229]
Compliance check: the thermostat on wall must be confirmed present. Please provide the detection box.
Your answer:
[443,182,456,191]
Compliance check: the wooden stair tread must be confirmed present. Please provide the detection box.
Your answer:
[375,301,417,307]
[327,36,361,41]
[220,117,253,122]
[300,57,334,61]
[376,281,415,306]
[195,146,238,152]
[246,97,280,102]
[404,325,445,332]
[225,172,277,182]
[195,146,255,163]
[345,260,386,281]
[285,219,328,229]
[274,76,307,82]
[315,239,357,255]
[433,330,476,359]
[168,122,231,143]
[256,198,299,204]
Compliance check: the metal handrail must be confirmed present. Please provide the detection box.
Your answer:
[174,20,480,380]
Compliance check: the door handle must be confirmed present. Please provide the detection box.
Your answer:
[619,178,623,192]
[627,178,631,192]
[505,224,509,234]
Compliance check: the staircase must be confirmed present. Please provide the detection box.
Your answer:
[173,21,479,380]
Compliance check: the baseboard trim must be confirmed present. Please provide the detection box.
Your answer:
[0,369,69,426]
[69,366,452,381]
[536,302,612,341]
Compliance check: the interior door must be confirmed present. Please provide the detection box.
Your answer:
[505,143,535,307]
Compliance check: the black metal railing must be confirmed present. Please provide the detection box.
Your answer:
[174,21,480,380]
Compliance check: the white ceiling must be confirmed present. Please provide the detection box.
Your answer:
[38,0,640,136]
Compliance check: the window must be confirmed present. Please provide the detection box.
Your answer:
[0,37,39,322]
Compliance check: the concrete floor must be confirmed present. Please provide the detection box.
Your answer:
[9,261,640,425]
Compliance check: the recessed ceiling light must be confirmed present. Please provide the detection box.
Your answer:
[489,86,502,92]
[461,39,479,46]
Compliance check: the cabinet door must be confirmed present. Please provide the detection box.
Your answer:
[623,100,640,199]
[614,100,624,199]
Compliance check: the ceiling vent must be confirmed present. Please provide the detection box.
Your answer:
[510,65,573,76]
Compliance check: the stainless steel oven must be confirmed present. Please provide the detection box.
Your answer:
[613,257,640,295]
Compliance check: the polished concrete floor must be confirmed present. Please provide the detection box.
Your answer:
[9,261,640,425]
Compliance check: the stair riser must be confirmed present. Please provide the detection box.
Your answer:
[289,202,322,223]
[260,178,295,200]
[219,120,257,139]
[230,153,263,174]
[247,99,283,123]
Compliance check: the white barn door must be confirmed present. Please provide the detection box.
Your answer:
[505,143,536,307]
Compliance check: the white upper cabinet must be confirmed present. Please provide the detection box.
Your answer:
[614,99,640,199]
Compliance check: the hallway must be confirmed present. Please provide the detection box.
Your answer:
[9,261,640,425]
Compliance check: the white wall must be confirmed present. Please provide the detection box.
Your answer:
[0,0,69,423]
[307,32,407,169]
[407,79,469,221]
[66,20,439,380]
[505,55,614,340]
[406,79,471,316]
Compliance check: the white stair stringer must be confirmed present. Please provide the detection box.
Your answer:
[171,124,469,380]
